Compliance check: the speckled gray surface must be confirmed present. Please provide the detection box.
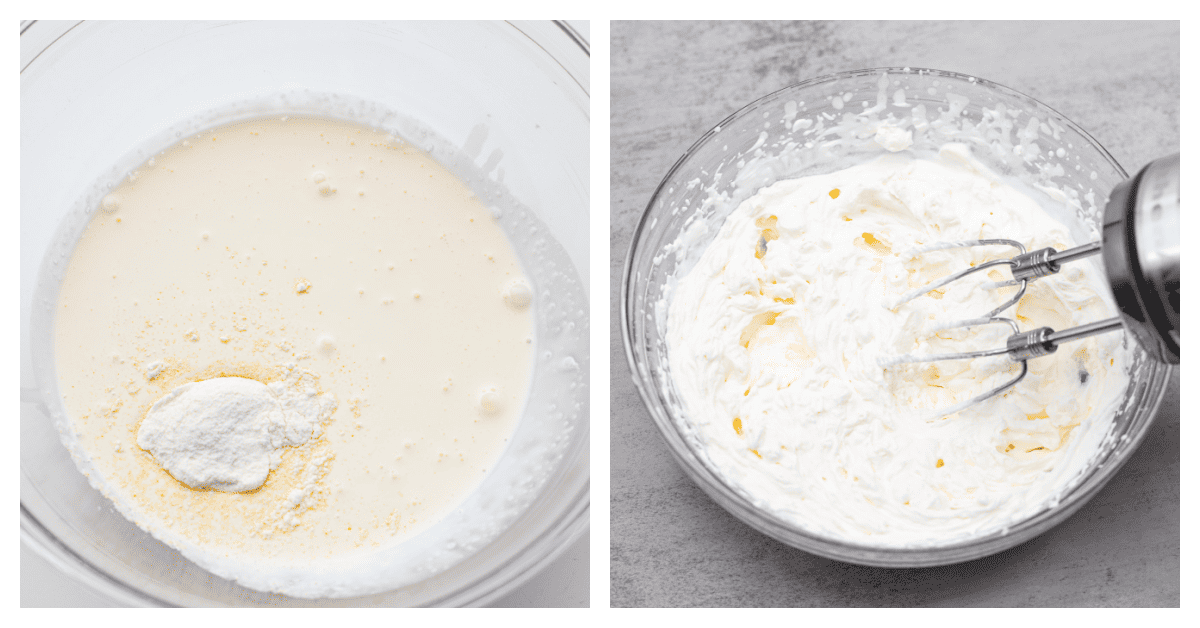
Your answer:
[610,20,1179,608]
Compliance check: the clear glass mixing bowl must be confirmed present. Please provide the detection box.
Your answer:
[621,67,1173,567]
[21,20,589,606]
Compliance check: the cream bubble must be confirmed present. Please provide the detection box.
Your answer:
[479,387,502,415]
[502,278,533,310]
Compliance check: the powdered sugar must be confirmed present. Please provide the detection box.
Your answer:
[137,368,336,492]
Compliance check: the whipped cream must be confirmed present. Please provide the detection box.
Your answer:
[666,144,1128,546]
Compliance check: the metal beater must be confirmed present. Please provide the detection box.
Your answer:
[882,154,1179,416]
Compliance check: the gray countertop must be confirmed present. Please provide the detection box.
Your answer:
[610,20,1179,608]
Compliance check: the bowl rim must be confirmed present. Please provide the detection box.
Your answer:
[620,66,1169,566]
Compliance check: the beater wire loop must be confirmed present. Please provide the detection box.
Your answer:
[890,239,1029,318]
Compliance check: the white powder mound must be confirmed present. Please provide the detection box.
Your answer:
[137,376,336,492]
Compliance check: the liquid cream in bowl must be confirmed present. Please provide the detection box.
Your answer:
[52,116,544,597]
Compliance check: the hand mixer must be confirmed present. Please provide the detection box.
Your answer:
[881,153,1179,417]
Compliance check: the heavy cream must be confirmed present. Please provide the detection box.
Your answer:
[666,144,1128,546]
[53,116,535,596]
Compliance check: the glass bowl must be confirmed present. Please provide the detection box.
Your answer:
[21,21,589,606]
[621,67,1172,567]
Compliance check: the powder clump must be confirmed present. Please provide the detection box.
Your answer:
[137,371,336,492]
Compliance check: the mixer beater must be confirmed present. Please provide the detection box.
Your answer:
[881,154,1179,417]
